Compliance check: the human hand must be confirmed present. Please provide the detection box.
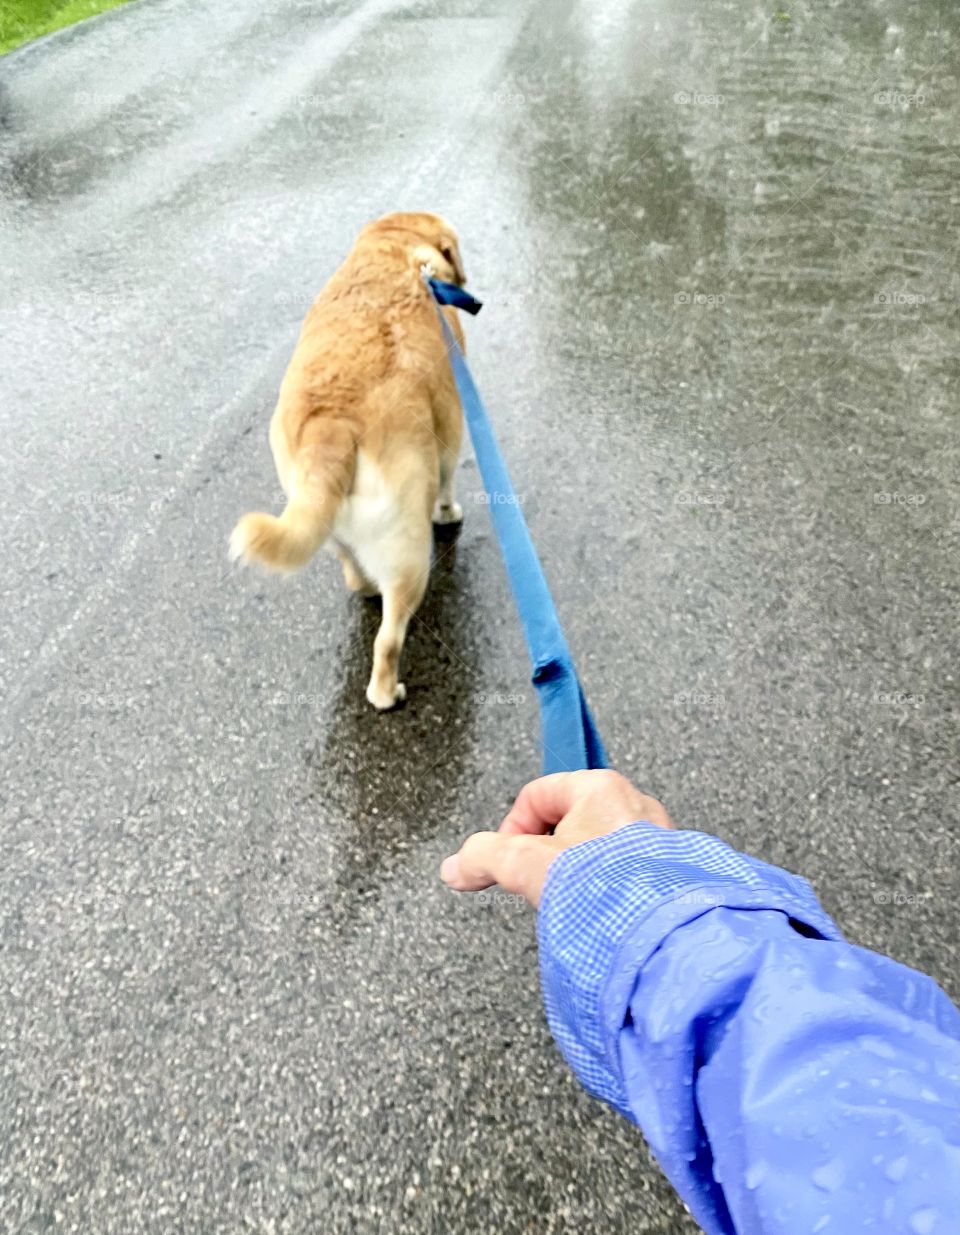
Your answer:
[440,769,672,907]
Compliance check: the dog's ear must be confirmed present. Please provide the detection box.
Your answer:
[438,238,466,285]
[411,238,466,286]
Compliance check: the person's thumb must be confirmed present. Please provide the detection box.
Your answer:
[440,831,560,906]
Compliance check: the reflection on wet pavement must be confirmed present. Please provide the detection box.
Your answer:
[307,528,483,930]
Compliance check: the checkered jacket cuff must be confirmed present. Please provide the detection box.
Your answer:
[537,821,842,1114]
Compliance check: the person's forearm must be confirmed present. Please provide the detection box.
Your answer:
[538,822,960,1235]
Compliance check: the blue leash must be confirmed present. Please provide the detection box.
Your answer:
[428,276,609,775]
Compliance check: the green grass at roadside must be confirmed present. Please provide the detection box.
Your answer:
[0,0,136,55]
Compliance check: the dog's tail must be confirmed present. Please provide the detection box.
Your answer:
[229,421,355,574]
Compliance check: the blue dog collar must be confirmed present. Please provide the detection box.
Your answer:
[427,277,483,316]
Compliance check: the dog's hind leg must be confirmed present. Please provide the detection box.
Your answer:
[334,544,378,597]
[432,309,465,527]
[432,447,463,526]
[365,552,429,711]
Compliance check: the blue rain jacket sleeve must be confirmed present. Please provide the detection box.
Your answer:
[537,822,960,1235]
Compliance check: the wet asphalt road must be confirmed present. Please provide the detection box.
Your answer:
[1,0,959,1231]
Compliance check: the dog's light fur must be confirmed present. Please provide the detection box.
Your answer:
[229,211,467,709]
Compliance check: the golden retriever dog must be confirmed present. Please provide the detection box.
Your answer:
[229,211,468,710]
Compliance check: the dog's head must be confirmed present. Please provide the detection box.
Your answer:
[362,211,467,286]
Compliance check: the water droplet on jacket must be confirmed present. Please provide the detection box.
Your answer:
[859,1035,897,1060]
[885,1156,908,1183]
[812,1158,845,1192]
[909,1208,937,1235]
[745,1160,768,1190]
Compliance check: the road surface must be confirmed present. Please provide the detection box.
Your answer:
[1,0,958,1231]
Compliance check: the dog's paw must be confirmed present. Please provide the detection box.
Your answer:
[432,500,463,526]
[366,681,407,711]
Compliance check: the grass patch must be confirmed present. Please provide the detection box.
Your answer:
[0,0,136,56]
